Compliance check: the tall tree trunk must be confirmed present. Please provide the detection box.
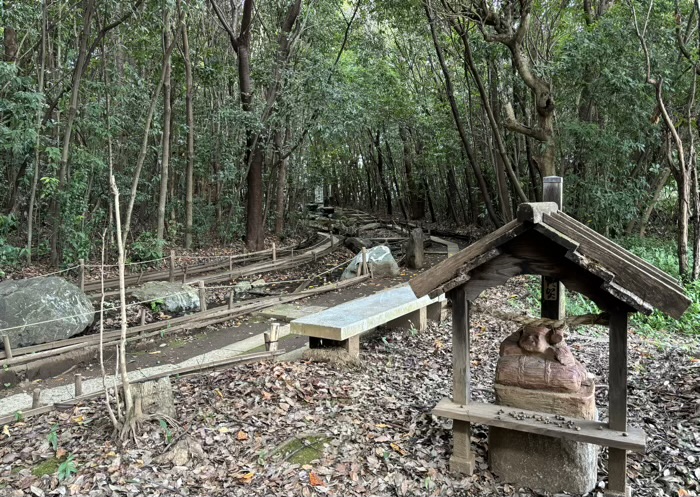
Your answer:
[27,0,47,263]
[371,130,393,216]
[274,128,290,235]
[424,177,437,223]
[157,6,173,243]
[182,13,195,249]
[400,126,425,220]
[51,0,95,265]
[122,40,175,246]
[425,4,499,226]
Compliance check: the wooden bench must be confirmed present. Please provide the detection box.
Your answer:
[290,285,445,357]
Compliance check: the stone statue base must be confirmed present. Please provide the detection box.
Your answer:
[489,383,598,494]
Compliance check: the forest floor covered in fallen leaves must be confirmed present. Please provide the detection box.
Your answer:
[1,276,699,497]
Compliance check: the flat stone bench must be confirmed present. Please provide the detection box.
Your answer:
[290,285,445,357]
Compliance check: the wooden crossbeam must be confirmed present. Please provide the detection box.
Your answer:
[433,398,646,452]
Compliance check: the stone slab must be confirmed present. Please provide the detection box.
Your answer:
[257,304,327,322]
[290,285,444,341]
[489,384,598,494]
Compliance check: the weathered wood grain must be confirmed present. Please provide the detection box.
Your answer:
[433,398,646,452]
[544,214,688,319]
[409,219,527,298]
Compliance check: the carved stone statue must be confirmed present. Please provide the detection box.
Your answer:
[495,324,592,393]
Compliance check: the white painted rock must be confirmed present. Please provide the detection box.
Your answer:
[132,281,200,313]
[341,245,399,280]
[0,276,94,348]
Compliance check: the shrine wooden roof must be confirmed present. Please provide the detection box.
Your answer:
[410,202,690,319]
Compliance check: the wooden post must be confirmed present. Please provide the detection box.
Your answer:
[182,265,188,284]
[541,176,565,320]
[329,229,334,247]
[228,291,234,309]
[607,311,630,497]
[78,259,85,291]
[74,374,83,397]
[265,323,280,352]
[272,243,277,261]
[406,228,424,269]
[229,256,233,274]
[361,247,368,276]
[447,285,475,474]
[169,250,176,283]
[198,281,207,312]
[32,388,41,409]
[140,308,147,326]
[2,335,12,360]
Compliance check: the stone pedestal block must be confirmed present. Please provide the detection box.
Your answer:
[489,384,598,494]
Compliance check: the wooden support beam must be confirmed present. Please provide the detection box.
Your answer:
[32,388,41,409]
[265,323,280,352]
[541,176,565,321]
[169,250,176,283]
[2,335,12,360]
[79,259,85,291]
[74,374,83,397]
[198,281,207,312]
[447,285,475,474]
[607,311,630,496]
[433,399,645,452]
[361,247,368,276]
[272,243,277,261]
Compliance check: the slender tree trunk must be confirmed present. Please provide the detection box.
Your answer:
[631,168,670,237]
[27,0,47,263]
[424,177,437,223]
[425,4,499,226]
[182,15,195,249]
[371,130,393,216]
[122,40,175,246]
[274,128,290,235]
[157,7,173,243]
[51,0,95,265]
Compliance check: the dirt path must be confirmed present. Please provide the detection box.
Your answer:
[0,250,450,405]
[2,276,698,497]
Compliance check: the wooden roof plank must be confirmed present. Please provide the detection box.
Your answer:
[543,214,689,319]
[410,219,527,298]
[548,212,683,291]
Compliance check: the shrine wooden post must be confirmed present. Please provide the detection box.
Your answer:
[541,176,565,320]
[447,285,475,474]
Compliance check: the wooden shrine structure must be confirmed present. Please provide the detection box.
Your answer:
[409,201,690,496]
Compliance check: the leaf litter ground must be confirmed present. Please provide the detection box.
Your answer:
[1,276,699,497]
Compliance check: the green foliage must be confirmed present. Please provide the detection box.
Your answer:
[0,214,28,267]
[623,237,700,336]
[57,454,77,481]
[47,424,59,451]
[158,418,173,443]
[130,232,166,263]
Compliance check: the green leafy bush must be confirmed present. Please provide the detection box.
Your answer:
[129,232,166,263]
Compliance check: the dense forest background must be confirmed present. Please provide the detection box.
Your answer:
[1,0,699,292]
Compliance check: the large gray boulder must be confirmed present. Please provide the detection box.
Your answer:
[0,276,94,348]
[132,281,200,313]
[341,245,400,280]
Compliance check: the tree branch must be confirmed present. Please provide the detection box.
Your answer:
[210,0,239,52]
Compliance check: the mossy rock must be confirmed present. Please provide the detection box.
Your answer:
[32,457,60,477]
[272,434,330,465]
